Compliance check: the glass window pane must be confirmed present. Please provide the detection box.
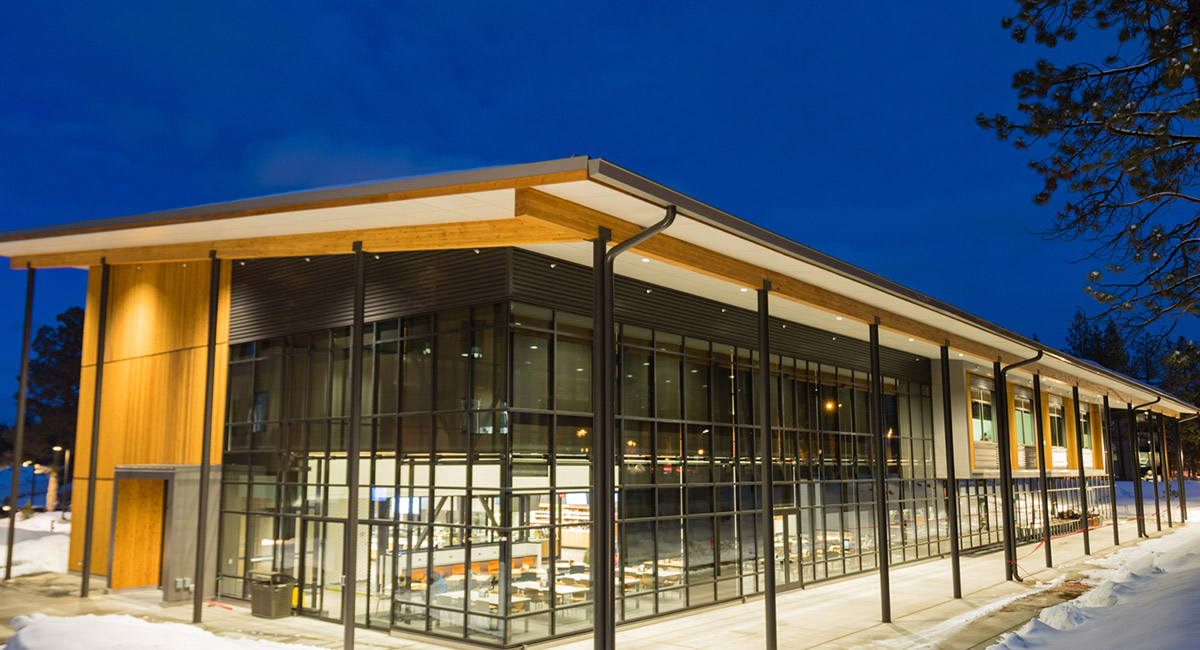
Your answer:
[513,331,551,410]
[556,337,591,412]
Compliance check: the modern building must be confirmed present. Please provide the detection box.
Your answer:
[0,157,1192,648]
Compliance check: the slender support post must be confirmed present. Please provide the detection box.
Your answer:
[1104,396,1119,546]
[1033,376,1053,567]
[81,259,110,596]
[4,264,35,581]
[1151,413,1162,532]
[193,252,221,622]
[590,206,674,649]
[1161,415,1172,528]
[1071,386,1090,555]
[993,361,1016,580]
[590,228,615,650]
[758,281,777,648]
[343,242,366,649]
[1176,415,1190,523]
[1127,404,1145,537]
[996,352,1041,581]
[869,319,891,622]
[590,228,617,650]
[939,344,961,598]
[1128,397,1160,537]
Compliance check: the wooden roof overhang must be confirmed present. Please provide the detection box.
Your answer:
[0,156,1192,415]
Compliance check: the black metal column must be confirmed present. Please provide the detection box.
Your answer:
[343,242,366,649]
[1071,386,1090,555]
[1161,415,1172,528]
[1033,376,1052,567]
[939,345,961,598]
[193,252,221,622]
[1150,413,1162,532]
[869,319,891,622]
[1104,396,1119,546]
[994,352,1041,582]
[81,259,110,597]
[1128,404,1146,538]
[993,361,1016,581]
[758,282,777,649]
[591,228,615,650]
[588,206,674,648]
[1176,416,1189,523]
[4,264,34,581]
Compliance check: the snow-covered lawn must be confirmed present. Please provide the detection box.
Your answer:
[0,512,70,577]
[4,614,316,650]
[993,508,1200,648]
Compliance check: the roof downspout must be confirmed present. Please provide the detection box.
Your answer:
[592,204,675,650]
[996,351,1043,581]
[606,205,676,262]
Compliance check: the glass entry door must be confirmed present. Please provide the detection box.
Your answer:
[773,509,804,590]
[299,519,344,621]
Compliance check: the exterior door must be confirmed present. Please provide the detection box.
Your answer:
[298,519,343,621]
[773,508,804,590]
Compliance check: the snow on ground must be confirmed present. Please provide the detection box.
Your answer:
[0,512,70,577]
[991,517,1200,649]
[3,614,317,650]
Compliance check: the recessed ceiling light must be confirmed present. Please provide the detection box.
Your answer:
[641,257,650,262]
[958,353,963,357]
[836,316,843,321]
[908,338,914,342]
[740,288,748,292]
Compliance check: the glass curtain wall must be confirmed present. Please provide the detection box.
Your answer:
[219,300,942,647]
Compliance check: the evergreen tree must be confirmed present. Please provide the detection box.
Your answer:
[979,1,1200,335]
[1098,319,1131,374]
[1128,333,1164,385]
[1065,309,1101,360]
[2,307,83,465]
[1063,308,1131,374]
[1161,336,1200,475]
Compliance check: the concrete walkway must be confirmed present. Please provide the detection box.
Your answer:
[0,510,1186,650]
[551,510,1186,649]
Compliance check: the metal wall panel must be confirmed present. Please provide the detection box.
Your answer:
[229,249,508,342]
[232,247,930,382]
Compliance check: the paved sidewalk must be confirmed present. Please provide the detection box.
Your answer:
[0,510,1186,649]
[550,512,1185,649]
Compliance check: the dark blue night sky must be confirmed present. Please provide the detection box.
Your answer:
[0,2,1166,423]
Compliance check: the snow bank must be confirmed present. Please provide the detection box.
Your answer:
[0,511,70,576]
[0,511,71,535]
[4,614,317,649]
[992,522,1200,649]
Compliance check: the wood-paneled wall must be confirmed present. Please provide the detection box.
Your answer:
[69,260,230,578]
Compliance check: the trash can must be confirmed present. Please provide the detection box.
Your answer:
[250,573,294,619]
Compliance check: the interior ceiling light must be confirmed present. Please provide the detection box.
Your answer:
[836,316,843,321]
[740,288,748,292]
[641,257,650,262]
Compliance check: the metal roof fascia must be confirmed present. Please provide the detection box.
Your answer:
[586,158,1197,413]
[0,157,591,243]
